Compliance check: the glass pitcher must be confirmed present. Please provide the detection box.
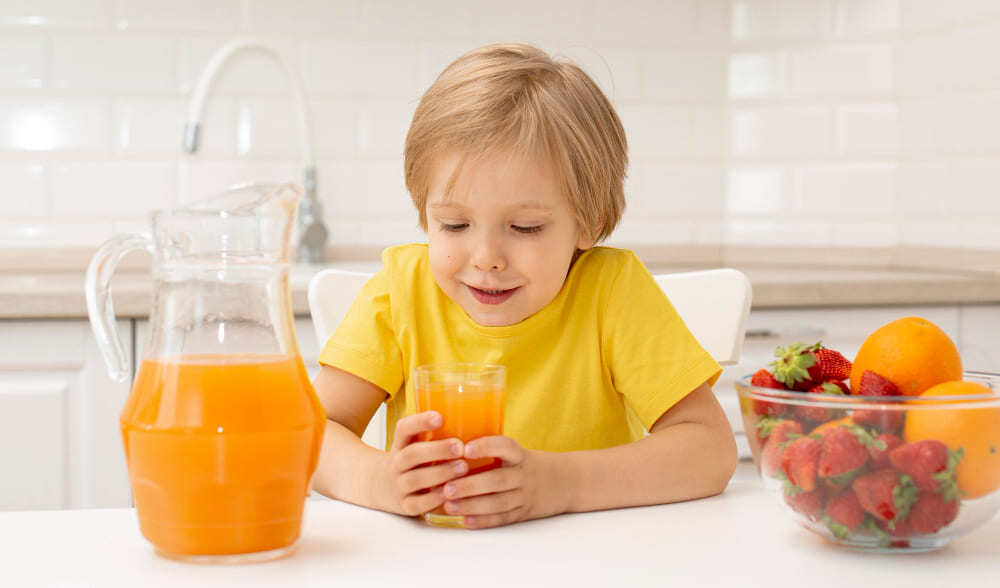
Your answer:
[86,183,326,564]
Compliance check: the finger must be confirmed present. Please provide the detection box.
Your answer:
[464,436,525,466]
[443,466,520,500]
[393,438,464,473]
[444,488,525,516]
[397,459,469,495]
[462,507,526,530]
[391,411,442,451]
[399,487,447,518]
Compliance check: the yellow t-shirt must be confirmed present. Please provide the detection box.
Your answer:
[318,244,721,452]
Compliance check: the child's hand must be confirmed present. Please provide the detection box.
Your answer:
[378,411,469,517]
[439,436,566,529]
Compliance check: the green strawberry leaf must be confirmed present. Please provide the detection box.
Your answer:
[823,515,851,540]
[845,423,886,450]
[892,474,919,522]
[779,472,804,496]
[819,382,845,395]
[935,447,965,502]
[864,517,890,548]
[755,416,781,438]
[826,466,864,489]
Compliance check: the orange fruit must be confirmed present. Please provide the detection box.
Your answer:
[903,381,1000,499]
[850,316,962,396]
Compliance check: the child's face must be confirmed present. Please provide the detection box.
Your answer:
[425,152,592,327]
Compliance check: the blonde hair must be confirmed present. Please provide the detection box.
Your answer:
[404,43,628,243]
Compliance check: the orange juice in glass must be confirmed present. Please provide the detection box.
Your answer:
[415,363,506,527]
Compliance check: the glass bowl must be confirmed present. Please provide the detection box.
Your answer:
[735,370,1000,553]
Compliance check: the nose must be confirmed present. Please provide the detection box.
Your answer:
[470,230,506,272]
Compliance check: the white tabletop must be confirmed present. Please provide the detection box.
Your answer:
[2,464,997,588]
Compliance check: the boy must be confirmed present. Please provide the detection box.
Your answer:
[311,43,737,529]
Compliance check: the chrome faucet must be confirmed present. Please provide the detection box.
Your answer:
[182,39,328,263]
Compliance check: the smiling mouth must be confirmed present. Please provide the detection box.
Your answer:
[467,285,519,305]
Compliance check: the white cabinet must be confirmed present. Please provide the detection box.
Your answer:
[959,304,1000,372]
[4,303,993,510]
[0,320,131,511]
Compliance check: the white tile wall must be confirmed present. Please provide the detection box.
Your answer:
[51,162,174,216]
[0,99,110,152]
[0,37,45,89]
[2,0,999,254]
[796,164,895,215]
[732,105,833,157]
[726,0,1000,253]
[836,104,899,155]
[52,36,176,92]
[117,0,240,32]
[836,0,899,35]
[0,163,46,217]
[244,0,359,35]
[787,44,894,97]
[0,1,114,29]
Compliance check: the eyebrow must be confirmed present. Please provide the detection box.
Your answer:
[428,201,553,212]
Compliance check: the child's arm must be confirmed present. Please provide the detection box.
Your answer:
[311,366,468,515]
[438,381,738,528]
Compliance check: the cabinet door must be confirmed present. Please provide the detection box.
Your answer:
[0,320,131,510]
[960,305,1000,372]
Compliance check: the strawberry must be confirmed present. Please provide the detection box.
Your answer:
[760,419,802,477]
[852,469,919,524]
[824,489,865,539]
[760,420,804,477]
[817,427,869,488]
[906,492,960,535]
[795,380,847,422]
[851,370,904,432]
[781,436,822,492]
[771,342,852,391]
[750,369,788,416]
[868,433,903,469]
[889,440,963,500]
[784,488,825,521]
[753,415,776,447]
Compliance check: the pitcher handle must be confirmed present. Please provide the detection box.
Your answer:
[85,233,154,382]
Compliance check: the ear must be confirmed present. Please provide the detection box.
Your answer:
[576,226,598,251]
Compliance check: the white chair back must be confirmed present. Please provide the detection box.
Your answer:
[307,266,753,446]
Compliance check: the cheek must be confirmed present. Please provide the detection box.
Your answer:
[428,238,461,277]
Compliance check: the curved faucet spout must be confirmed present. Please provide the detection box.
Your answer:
[183,39,314,165]
[182,38,326,262]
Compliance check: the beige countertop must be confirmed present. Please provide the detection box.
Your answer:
[1,245,998,319]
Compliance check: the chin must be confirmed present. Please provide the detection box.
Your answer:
[470,311,518,327]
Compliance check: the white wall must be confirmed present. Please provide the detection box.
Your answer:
[0,0,729,252]
[0,0,997,255]
[728,0,1000,251]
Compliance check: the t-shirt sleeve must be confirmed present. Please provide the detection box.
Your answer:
[316,265,405,399]
[605,252,723,430]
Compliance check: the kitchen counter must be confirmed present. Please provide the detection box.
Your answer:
[2,258,999,319]
[1,463,997,587]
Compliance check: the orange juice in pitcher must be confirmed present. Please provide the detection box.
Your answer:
[122,354,323,559]
[86,184,326,563]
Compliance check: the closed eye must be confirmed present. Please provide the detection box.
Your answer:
[512,225,543,234]
[439,222,468,232]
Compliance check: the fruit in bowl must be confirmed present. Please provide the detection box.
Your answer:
[735,316,1000,553]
